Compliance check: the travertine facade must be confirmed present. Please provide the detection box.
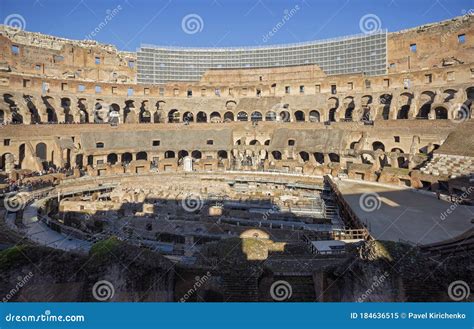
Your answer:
[0,15,473,195]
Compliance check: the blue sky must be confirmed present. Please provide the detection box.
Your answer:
[1,0,472,51]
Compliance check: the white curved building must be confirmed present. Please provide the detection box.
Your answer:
[137,30,387,83]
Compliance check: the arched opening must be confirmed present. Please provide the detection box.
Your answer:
[107,153,118,164]
[417,103,431,119]
[314,152,324,164]
[61,98,73,123]
[0,153,14,170]
[328,153,340,163]
[19,144,25,168]
[36,142,47,161]
[168,109,180,123]
[178,150,189,160]
[309,110,320,122]
[434,107,448,119]
[122,152,132,164]
[372,141,385,152]
[0,110,6,124]
[26,99,41,124]
[136,152,148,161]
[398,105,410,119]
[165,151,175,159]
[210,112,221,123]
[75,154,83,168]
[249,139,260,146]
[87,155,94,167]
[299,151,309,162]
[264,139,270,146]
[196,112,207,123]
[279,111,290,122]
[183,112,194,122]
[46,107,57,123]
[251,111,263,122]
[345,105,354,121]
[294,110,305,122]
[217,150,228,159]
[237,112,248,121]
[271,151,282,160]
[223,111,234,122]
[265,111,277,121]
[139,109,151,123]
[109,103,120,125]
[329,108,337,122]
[380,94,392,120]
[350,141,358,150]
[36,142,47,168]
[191,150,202,159]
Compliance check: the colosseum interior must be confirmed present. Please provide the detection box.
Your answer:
[0,14,472,303]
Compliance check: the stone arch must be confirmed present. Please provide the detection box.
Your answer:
[167,109,180,123]
[0,153,14,171]
[265,111,277,121]
[237,111,248,121]
[139,101,151,123]
[122,152,132,163]
[417,91,435,119]
[107,153,118,164]
[379,94,392,120]
[309,110,320,122]
[183,111,194,122]
[294,110,305,122]
[398,105,410,119]
[343,97,355,121]
[299,151,309,162]
[178,150,189,161]
[249,139,260,146]
[210,111,221,123]
[434,106,448,119]
[196,111,207,123]
[271,151,282,160]
[314,152,324,164]
[279,111,290,122]
[217,150,228,159]
[191,150,202,159]
[223,111,234,122]
[251,111,263,122]
[372,141,385,151]
[136,151,148,160]
[165,150,175,158]
[328,153,340,163]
